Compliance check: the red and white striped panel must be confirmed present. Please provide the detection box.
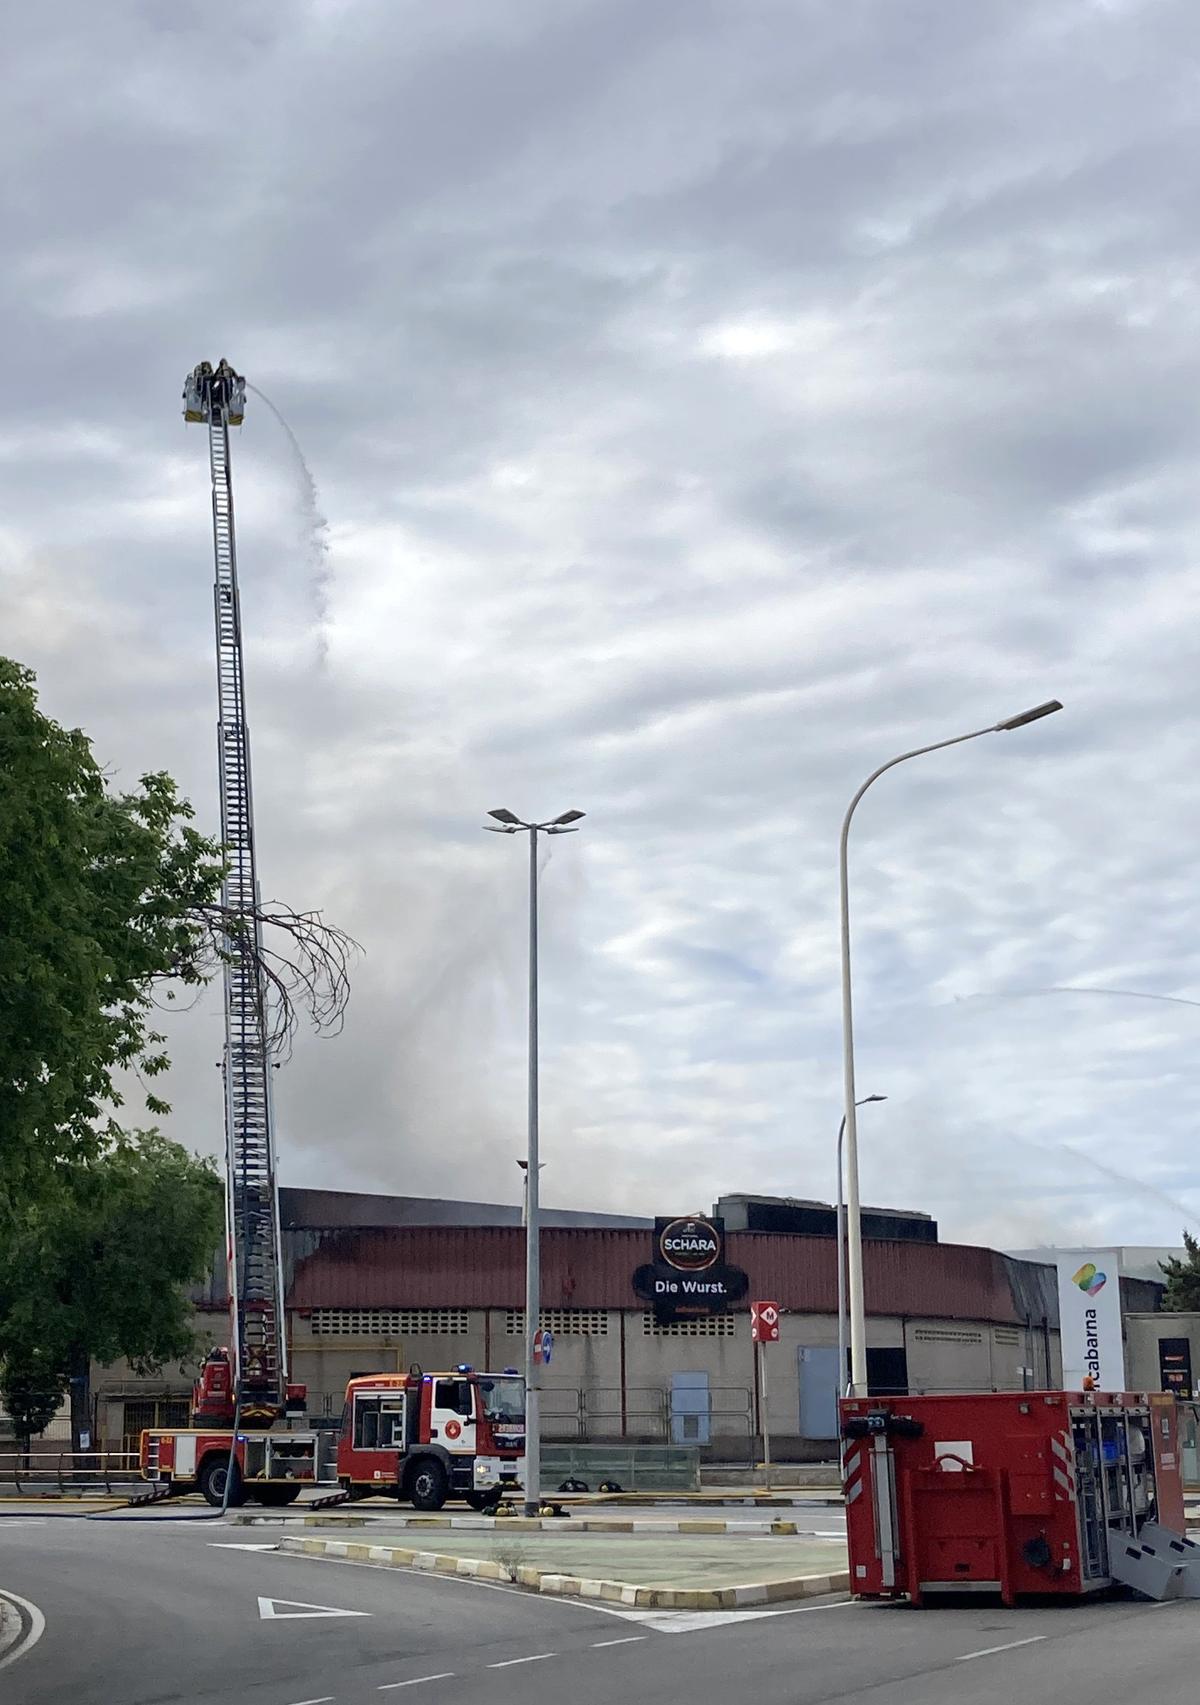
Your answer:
[1050,1430,1077,1503]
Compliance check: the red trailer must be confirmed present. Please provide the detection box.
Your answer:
[841,1389,1199,1605]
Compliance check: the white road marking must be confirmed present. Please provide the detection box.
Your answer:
[486,1653,556,1668]
[957,1635,1046,1662]
[378,1677,455,1690]
[290,1696,335,1703]
[614,1597,862,1634]
[258,1596,371,1620]
[0,1522,47,1530]
[0,1588,47,1673]
[591,1636,646,1647]
[211,1542,279,1551]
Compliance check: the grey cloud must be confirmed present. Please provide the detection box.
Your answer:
[6,0,1200,1248]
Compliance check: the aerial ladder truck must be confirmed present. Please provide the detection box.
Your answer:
[139,364,525,1509]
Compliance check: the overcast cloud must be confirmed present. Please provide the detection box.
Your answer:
[5,0,1200,1251]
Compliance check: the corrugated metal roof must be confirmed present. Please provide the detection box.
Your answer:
[279,1188,651,1231]
[281,1225,1037,1324]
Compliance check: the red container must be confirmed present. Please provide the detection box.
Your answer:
[840,1390,1184,1606]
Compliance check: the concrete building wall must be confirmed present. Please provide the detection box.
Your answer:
[1125,1312,1200,1396]
[91,1302,1069,1458]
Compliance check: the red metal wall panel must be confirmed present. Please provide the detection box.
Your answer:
[285,1225,1022,1324]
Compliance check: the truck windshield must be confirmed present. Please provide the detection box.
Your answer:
[478,1377,524,1424]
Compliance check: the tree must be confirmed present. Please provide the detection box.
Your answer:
[0,658,225,1189]
[0,1346,64,1462]
[0,657,357,1198]
[1160,1230,1200,1312]
[0,1131,224,1451]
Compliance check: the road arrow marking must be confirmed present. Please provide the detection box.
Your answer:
[258,1595,371,1620]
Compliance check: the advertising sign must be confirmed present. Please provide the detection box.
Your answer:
[1055,1251,1125,1391]
[632,1215,749,1324]
[1158,1336,1193,1399]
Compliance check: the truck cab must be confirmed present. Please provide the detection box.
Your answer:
[337,1367,525,1510]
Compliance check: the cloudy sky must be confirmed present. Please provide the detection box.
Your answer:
[6,0,1200,1252]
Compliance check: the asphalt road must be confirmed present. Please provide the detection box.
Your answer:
[3,1510,1199,1705]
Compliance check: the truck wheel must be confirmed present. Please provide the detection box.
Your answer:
[198,1455,246,1508]
[253,1485,301,1507]
[407,1459,448,1512]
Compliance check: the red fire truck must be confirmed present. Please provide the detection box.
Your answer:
[140,1363,525,1509]
[154,382,528,1515]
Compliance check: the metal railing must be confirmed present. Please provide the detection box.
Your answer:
[0,1450,142,1496]
[539,1388,586,1439]
[582,1385,669,1439]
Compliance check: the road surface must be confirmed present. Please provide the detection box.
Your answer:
[2,1509,1198,1704]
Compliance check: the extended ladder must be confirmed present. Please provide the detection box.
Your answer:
[192,364,288,1421]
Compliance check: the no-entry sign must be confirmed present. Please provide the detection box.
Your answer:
[751,1300,780,1343]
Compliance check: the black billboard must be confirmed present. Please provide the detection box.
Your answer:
[631,1215,749,1324]
[1159,1336,1193,1398]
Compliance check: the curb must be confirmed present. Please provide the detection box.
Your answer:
[235,1512,829,1536]
[0,1496,126,1507]
[279,1535,848,1610]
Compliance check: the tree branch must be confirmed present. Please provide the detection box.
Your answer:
[173,900,361,1058]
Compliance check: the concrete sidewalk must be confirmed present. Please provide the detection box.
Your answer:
[281,1526,849,1610]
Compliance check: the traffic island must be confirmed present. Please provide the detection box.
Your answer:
[236,1511,825,1535]
[279,1529,849,1610]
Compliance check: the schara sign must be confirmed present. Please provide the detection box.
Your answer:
[632,1216,749,1325]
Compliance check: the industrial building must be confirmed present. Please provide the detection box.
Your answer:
[85,1187,1169,1460]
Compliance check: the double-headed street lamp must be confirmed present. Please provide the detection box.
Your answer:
[485,806,585,1515]
[838,701,1062,1398]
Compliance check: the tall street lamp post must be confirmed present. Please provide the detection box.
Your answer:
[839,701,1062,1397]
[485,806,585,1515]
[837,1095,886,1398]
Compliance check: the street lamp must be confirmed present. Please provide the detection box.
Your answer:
[485,806,585,1514]
[838,701,1061,1397]
[836,1095,886,1398]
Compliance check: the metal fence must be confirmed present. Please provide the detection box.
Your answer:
[539,1385,755,1447]
[0,1450,142,1495]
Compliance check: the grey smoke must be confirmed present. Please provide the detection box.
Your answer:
[245,383,332,666]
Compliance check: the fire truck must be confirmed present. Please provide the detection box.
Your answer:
[140,1364,526,1508]
[138,370,526,1512]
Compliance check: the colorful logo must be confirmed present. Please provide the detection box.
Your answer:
[1072,1262,1107,1296]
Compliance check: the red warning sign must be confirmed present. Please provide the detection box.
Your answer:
[751,1300,780,1343]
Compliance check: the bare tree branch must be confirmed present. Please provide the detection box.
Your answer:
[166,900,361,1058]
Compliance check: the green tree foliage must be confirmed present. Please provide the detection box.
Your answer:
[0,1132,224,1446]
[0,1346,65,1456]
[1159,1230,1200,1312]
[0,657,225,1189]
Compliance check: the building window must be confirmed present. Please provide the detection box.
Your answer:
[505,1309,609,1337]
[642,1312,735,1337]
[310,1309,470,1338]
